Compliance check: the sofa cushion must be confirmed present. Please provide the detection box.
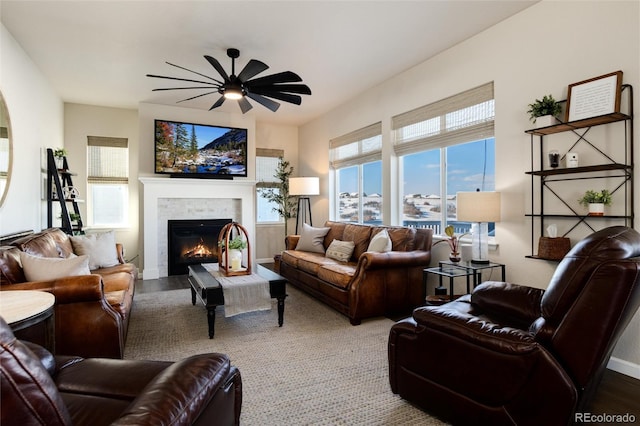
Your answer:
[0,246,27,284]
[281,250,300,268]
[298,255,338,276]
[12,232,62,258]
[317,263,357,289]
[19,252,91,282]
[326,239,355,262]
[323,221,347,249]
[296,224,330,254]
[70,231,119,270]
[387,227,417,251]
[367,229,392,252]
[343,224,372,261]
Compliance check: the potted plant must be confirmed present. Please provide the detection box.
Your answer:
[218,235,248,270]
[53,148,67,169]
[434,225,468,263]
[527,95,562,127]
[578,189,612,216]
[260,157,297,237]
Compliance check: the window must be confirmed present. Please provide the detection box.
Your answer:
[330,123,382,224]
[87,136,129,227]
[256,148,284,223]
[393,82,495,235]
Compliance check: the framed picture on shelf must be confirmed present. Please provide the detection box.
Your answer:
[565,70,622,122]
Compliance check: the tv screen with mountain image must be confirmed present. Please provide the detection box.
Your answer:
[154,119,247,178]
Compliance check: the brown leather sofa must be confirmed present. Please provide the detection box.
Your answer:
[0,228,136,358]
[0,317,242,426]
[388,226,640,426]
[280,221,432,325]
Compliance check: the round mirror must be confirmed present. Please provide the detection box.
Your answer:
[0,91,12,207]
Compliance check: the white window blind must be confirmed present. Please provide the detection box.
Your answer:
[392,82,494,156]
[329,122,382,169]
[256,148,284,188]
[87,136,129,183]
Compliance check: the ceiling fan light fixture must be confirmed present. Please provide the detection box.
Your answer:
[223,86,244,100]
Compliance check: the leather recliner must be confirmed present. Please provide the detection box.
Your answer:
[388,226,640,426]
[0,317,242,426]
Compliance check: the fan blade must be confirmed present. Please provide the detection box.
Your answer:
[176,91,219,103]
[209,96,226,110]
[152,86,221,91]
[245,71,302,87]
[166,61,224,85]
[237,59,269,83]
[147,74,218,87]
[246,93,280,112]
[204,55,230,82]
[238,97,253,114]
[249,90,302,105]
[252,84,311,95]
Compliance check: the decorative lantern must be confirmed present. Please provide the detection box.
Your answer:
[217,222,251,276]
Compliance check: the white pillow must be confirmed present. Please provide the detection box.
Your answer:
[295,223,330,254]
[326,239,355,262]
[70,231,119,269]
[367,228,392,252]
[20,252,91,281]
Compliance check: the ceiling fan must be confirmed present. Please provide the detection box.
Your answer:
[147,48,311,114]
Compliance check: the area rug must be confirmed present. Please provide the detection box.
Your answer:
[124,286,445,425]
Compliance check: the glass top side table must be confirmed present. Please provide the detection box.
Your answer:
[423,261,506,303]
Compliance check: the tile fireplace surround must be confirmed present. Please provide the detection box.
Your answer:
[139,177,256,279]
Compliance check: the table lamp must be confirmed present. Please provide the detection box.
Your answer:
[456,191,501,264]
[289,177,319,234]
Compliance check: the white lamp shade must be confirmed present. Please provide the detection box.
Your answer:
[289,177,319,196]
[456,191,501,222]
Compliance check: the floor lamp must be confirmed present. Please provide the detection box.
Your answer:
[456,191,501,264]
[289,177,319,234]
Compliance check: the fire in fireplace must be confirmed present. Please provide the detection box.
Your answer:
[167,219,232,275]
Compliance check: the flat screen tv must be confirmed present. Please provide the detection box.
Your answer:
[154,119,248,178]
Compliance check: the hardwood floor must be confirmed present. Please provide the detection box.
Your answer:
[136,265,640,422]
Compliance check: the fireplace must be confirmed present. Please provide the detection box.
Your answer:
[167,219,232,275]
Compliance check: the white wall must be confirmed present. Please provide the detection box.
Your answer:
[0,24,64,236]
[63,104,140,264]
[299,1,640,375]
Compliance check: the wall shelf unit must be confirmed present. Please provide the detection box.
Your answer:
[46,148,84,235]
[524,84,634,260]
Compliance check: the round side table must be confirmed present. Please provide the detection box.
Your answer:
[0,290,55,352]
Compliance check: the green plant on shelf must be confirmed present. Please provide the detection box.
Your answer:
[527,95,562,123]
[53,148,67,158]
[578,189,612,207]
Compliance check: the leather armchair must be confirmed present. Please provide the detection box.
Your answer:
[0,317,242,426]
[388,226,640,426]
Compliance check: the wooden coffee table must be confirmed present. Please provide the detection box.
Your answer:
[188,264,287,338]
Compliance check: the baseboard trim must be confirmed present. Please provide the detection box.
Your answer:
[607,357,640,379]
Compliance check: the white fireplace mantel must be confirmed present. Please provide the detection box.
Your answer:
[140,176,256,279]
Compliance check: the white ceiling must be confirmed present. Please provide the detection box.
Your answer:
[1,1,536,126]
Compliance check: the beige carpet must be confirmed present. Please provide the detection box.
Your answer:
[124,286,445,425]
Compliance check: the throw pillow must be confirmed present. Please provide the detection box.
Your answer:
[70,230,119,270]
[20,252,91,282]
[295,223,330,254]
[367,228,392,252]
[326,239,355,262]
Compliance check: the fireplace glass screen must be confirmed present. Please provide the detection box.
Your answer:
[167,219,232,275]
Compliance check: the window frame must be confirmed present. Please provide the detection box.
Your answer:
[330,123,383,225]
